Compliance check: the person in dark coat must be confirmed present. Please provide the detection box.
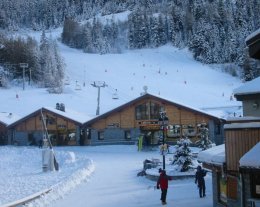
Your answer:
[195,165,207,198]
[157,168,171,205]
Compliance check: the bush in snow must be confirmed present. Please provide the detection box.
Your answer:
[172,137,193,172]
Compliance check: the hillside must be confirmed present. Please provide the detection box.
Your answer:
[0,29,243,120]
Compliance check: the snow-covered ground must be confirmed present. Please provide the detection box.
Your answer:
[0,145,212,207]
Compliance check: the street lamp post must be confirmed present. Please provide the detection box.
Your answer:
[159,111,169,170]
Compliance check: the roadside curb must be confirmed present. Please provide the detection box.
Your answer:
[0,188,52,207]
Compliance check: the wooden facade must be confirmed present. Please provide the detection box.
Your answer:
[8,108,83,146]
[83,93,224,146]
[225,127,260,173]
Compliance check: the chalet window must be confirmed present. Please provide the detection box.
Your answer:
[227,176,237,200]
[150,102,160,119]
[217,173,227,204]
[39,115,56,125]
[167,125,181,137]
[182,124,196,136]
[135,103,148,120]
[47,116,55,125]
[98,131,104,140]
[125,131,131,140]
[135,102,163,120]
[251,173,260,198]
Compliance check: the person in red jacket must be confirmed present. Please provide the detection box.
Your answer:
[157,168,171,205]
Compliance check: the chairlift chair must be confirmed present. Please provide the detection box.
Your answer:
[75,80,81,90]
[75,84,81,90]
[112,93,119,99]
[112,89,119,100]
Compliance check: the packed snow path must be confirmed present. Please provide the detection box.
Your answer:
[47,146,213,207]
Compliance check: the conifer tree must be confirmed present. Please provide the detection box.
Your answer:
[195,123,214,150]
[172,137,193,172]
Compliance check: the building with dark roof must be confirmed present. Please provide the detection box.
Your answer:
[8,106,90,146]
[82,93,224,146]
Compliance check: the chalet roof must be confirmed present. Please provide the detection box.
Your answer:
[233,77,260,97]
[226,116,260,123]
[83,93,223,126]
[0,112,21,126]
[240,142,260,168]
[8,107,91,128]
[246,28,260,45]
[197,144,225,166]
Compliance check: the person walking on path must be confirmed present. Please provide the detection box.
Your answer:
[157,168,171,205]
[195,165,207,198]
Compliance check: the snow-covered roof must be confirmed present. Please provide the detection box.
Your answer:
[240,142,260,168]
[224,122,260,129]
[157,94,224,120]
[9,107,92,127]
[233,77,260,96]
[197,144,225,166]
[226,116,260,122]
[44,107,92,124]
[0,112,21,125]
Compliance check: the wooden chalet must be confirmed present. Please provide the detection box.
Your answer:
[8,106,89,146]
[82,93,224,146]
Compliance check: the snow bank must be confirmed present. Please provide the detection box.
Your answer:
[197,144,225,166]
[0,146,94,206]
